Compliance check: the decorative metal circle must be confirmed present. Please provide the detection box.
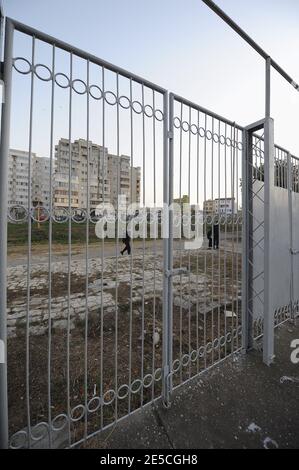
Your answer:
[191,124,198,135]
[213,338,220,350]
[220,336,226,347]
[206,342,213,354]
[132,100,143,114]
[226,332,232,344]
[190,349,198,363]
[103,389,116,405]
[72,208,87,223]
[219,135,226,145]
[213,133,220,144]
[233,329,238,339]
[173,117,181,129]
[34,64,52,82]
[55,73,70,89]
[172,359,181,373]
[220,215,226,226]
[237,215,243,224]
[154,368,162,382]
[52,207,69,223]
[89,212,101,224]
[182,121,190,133]
[206,130,213,140]
[237,141,243,151]
[104,91,117,106]
[199,127,206,138]
[87,396,102,413]
[226,137,232,147]
[70,404,85,422]
[144,104,154,118]
[117,384,130,400]
[30,206,50,223]
[206,215,213,225]
[51,413,68,432]
[198,346,205,358]
[72,79,87,95]
[119,95,131,109]
[30,422,49,442]
[131,379,142,394]
[8,205,28,223]
[89,85,103,100]
[226,215,233,225]
[143,374,153,389]
[9,430,28,449]
[154,109,164,121]
[13,57,32,75]
[182,354,190,367]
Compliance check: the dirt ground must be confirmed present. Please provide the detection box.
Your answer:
[7,237,242,448]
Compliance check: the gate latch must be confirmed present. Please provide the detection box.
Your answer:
[290,249,299,255]
[165,267,188,278]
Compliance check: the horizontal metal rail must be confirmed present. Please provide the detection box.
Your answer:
[201,0,299,91]
[7,18,167,94]
[171,93,244,131]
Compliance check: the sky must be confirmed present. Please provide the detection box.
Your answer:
[2,0,299,206]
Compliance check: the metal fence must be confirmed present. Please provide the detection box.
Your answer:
[0,13,298,449]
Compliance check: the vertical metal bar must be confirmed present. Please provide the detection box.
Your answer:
[114,72,120,420]
[67,51,73,445]
[128,77,133,415]
[25,34,36,450]
[100,66,105,426]
[265,58,271,119]
[47,43,55,449]
[187,106,191,377]
[140,83,145,407]
[84,59,90,440]
[162,91,170,405]
[151,89,157,401]
[263,116,275,365]
[0,18,14,451]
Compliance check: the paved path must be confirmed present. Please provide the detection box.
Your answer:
[8,237,242,267]
[89,322,299,449]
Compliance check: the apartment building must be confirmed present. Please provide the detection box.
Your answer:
[8,149,51,209]
[203,198,237,216]
[54,138,110,210]
[107,153,141,207]
[9,141,141,214]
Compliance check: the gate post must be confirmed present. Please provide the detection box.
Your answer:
[263,57,275,365]
[242,129,253,351]
[263,115,275,365]
[287,152,295,322]
[162,91,171,406]
[0,18,14,449]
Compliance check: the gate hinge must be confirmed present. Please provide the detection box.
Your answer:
[290,249,299,255]
[0,62,4,80]
[167,131,173,140]
[165,267,188,278]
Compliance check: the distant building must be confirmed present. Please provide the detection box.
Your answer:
[9,140,142,214]
[8,149,51,209]
[107,153,141,207]
[203,198,237,216]
[173,195,190,205]
[54,138,110,211]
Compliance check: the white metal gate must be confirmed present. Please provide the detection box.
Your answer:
[0,11,298,450]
